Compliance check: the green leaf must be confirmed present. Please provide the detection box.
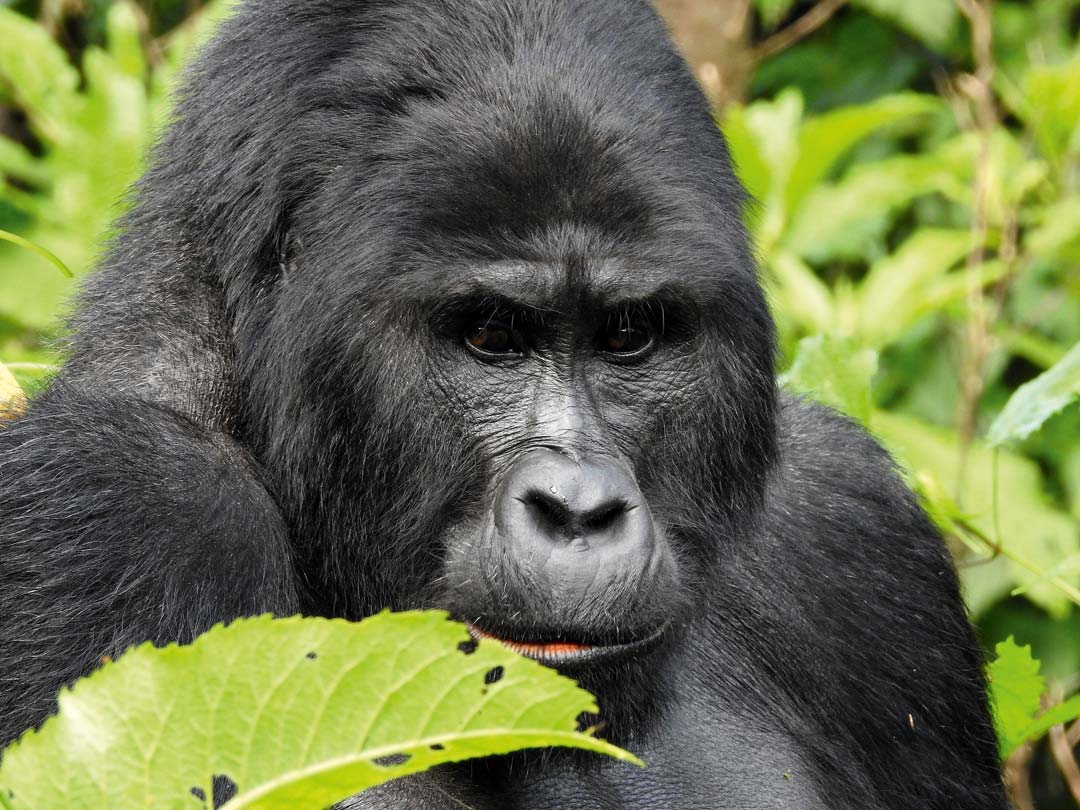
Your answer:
[0,6,80,140]
[988,637,1044,757]
[0,612,638,810]
[753,0,796,28]
[781,334,878,425]
[1019,56,1080,163]
[874,411,1080,617]
[988,343,1080,445]
[856,229,972,347]
[851,0,959,49]
[785,93,939,219]
[767,251,834,334]
[105,1,147,81]
[0,229,72,277]
[783,154,968,263]
[1016,694,1080,749]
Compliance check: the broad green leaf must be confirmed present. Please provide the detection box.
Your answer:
[781,334,878,425]
[875,411,1080,616]
[785,93,939,219]
[935,129,1049,224]
[856,229,972,347]
[851,0,958,49]
[0,612,639,810]
[105,1,148,81]
[783,154,968,263]
[721,104,772,207]
[766,251,834,335]
[736,89,803,253]
[988,637,1044,757]
[1020,56,1080,163]
[988,343,1080,445]
[1027,196,1080,261]
[0,7,80,140]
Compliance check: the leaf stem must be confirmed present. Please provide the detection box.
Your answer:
[0,230,73,278]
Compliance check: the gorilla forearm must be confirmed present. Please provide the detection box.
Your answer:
[0,389,298,746]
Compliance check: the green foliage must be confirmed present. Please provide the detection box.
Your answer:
[989,636,1080,757]
[990,637,1047,756]
[0,0,232,356]
[2,0,1080,799]
[781,334,878,424]
[850,0,958,49]
[988,343,1080,445]
[0,612,637,809]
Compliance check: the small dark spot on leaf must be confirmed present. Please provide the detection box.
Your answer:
[373,753,412,767]
[306,651,317,660]
[212,775,238,808]
[484,666,504,685]
[458,639,478,655]
[190,786,206,802]
[430,743,445,751]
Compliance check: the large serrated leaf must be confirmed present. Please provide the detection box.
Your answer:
[988,637,1045,757]
[0,612,639,810]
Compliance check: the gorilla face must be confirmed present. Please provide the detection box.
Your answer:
[429,258,701,667]
[239,0,777,732]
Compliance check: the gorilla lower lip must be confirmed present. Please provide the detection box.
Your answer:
[466,623,663,666]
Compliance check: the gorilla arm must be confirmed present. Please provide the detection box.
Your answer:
[714,396,1006,809]
[0,279,299,747]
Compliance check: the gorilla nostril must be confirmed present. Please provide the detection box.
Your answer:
[581,501,629,534]
[521,490,571,532]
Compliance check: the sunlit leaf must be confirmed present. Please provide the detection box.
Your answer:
[988,343,1080,445]
[786,93,940,218]
[875,411,1080,617]
[851,0,959,49]
[988,637,1044,757]
[753,0,796,28]
[781,334,878,425]
[0,613,638,810]
[856,229,972,346]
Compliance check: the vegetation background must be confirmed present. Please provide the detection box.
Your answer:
[0,0,1077,806]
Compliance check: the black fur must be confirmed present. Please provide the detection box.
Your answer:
[0,1,1006,807]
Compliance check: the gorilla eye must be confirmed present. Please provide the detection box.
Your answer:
[465,320,524,358]
[598,311,656,359]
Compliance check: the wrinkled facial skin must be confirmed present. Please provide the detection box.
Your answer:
[427,258,702,652]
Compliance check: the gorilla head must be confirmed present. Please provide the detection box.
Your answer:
[80,0,774,737]
[213,1,773,730]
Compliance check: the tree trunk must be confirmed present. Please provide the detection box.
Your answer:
[652,0,754,108]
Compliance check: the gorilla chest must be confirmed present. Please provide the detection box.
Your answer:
[501,720,826,810]
[347,716,826,810]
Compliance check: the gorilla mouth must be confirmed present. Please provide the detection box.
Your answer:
[466,622,666,668]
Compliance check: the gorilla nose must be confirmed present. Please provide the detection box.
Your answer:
[496,450,654,553]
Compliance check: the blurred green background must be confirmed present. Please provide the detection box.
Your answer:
[0,0,1078,805]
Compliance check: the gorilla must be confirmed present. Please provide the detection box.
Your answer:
[0,0,1007,807]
